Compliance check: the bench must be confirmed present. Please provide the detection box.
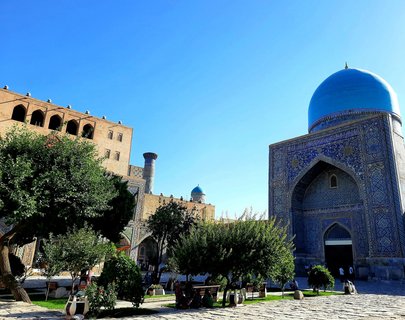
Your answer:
[192,285,221,302]
[245,282,267,299]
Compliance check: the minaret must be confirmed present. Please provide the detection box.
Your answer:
[143,152,158,194]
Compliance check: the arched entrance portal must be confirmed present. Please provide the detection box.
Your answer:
[290,160,361,276]
[324,224,353,277]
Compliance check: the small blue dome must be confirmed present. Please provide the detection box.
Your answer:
[308,68,400,132]
[191,185,204,194]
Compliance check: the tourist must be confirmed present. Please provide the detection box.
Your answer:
[349,266,354,282]
[339,266,345,282]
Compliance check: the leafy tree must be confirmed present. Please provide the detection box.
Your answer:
[0,127,130,302]
[268,246,295,297]
[147,201,199,283]
[89,175,135,243]
[38,246,65,301]
[307,265,335,294]
[42,226,111,293]
[98,252,144,308]
[170,218,294,307]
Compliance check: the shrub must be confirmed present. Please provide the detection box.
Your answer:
[98,252,144,307]
[307,265,335,294]
[86,282,117,317]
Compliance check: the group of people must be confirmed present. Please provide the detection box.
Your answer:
[339,266,355,282]
[339,266,357,295]
[174,282,214,309]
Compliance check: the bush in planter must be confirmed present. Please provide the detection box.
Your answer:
[98,252,144,307]
[307,265,335,294]
[86,282,117,317]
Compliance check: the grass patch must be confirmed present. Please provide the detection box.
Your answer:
[31,298,67,310]
[165,290,342,308]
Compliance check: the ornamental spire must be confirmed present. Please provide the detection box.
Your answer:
[345,62,349,69]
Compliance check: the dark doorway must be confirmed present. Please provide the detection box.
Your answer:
[325,244,353,277]
[324,223,353,277]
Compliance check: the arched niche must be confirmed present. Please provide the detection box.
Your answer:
[30,110,45,127]
[82,124,94,139]
[48,115,62,131]
[66,120,78,136]
[11,105,26,122]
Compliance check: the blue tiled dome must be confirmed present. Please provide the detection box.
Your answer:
[308,68,400,132]
[191,185,204,194]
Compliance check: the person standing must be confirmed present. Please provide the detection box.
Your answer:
[348,266,354,282]
[339,266,345,282]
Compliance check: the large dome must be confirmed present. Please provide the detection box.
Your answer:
[308,67,400,132]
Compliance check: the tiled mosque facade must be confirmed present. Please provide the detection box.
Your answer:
[269,67,405,280]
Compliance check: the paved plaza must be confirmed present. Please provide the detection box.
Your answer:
[0,278,404,320]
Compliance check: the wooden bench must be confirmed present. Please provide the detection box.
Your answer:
[245,282,267,299]
[192,285,221,302]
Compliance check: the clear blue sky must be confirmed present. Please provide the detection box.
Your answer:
[2,1,405,218]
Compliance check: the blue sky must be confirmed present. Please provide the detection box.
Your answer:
[2,1,405,217]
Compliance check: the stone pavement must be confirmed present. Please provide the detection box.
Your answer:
[0,278,404,320]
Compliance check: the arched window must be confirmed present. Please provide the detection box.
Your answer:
[66,120,78,135]
[30,110,45,127]
[48,115,62,131]
[330,174,338,188]
[11,105,26,122]
[108,130,113,139]
[82,124,94,139]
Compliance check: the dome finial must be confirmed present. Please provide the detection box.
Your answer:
[345,62,349,69]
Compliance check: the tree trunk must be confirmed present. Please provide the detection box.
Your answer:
[0,243,31,303]
[222,277,231,307]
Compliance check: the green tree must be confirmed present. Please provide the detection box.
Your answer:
[268,246,295,297]
[147,201,199,284]
[98,252,144,308]
[89,175,135,243]
[307,265,335,294]
[0,127,130,302]
[170,218,294,307]
[42,226,111,293]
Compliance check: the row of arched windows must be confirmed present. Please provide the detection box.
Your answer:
[11,105,94,139]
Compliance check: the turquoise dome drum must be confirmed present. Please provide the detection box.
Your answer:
[308,68,400,132]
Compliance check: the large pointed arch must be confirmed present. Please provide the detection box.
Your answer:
[289,156,363,258]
